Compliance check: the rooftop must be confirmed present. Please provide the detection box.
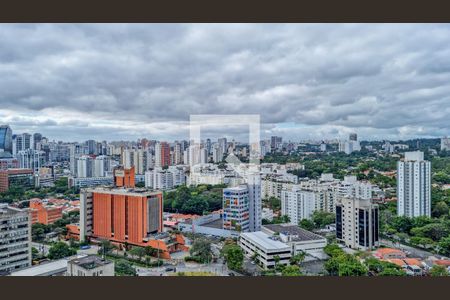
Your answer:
[86,186,162,197]
[68,255,112,270]
[263,224,326,242]
[240,231,290,251]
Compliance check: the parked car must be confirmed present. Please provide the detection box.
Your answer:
[165,267,176,272]
[80,245,91,250]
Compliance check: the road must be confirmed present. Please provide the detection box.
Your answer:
[32,242,99,257]
[380,238,444,260]
[136,259,231,276]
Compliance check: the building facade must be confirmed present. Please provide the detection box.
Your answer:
[223,185,250,232]
[0,204,31,275]
[336,197,379,250]
[397,151,431,217]
[67,255,114,276]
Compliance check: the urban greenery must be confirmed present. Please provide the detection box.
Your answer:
[163,184,227,215]
[47,242,77,260]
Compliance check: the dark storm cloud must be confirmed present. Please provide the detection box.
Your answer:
[0,24,449,141]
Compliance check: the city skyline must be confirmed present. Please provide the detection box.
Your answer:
[1,24,450,142]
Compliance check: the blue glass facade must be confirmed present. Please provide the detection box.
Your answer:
[0,125,12,154]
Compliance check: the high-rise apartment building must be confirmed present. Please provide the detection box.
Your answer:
[218,138,227,156]
[0,125,13,154]
[155,142,170,168]
[397,151,431,217]
[77,156,94,178]
[247,173,262,232]
[223,185,250,232]
[17,149,45,172]
[13,133,32,155]
[281,187,316,224]
[336,197,379,250]
[33,133,42,150]
[173,142,182,165]
[94,155,110,177]
[0,204,31,275]
[271,136,282,151]
[206,138,211,155]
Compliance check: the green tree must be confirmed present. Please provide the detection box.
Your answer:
[290,252,306,265]
[432,201,449,218]
[429,265,449,276]
[379,267,407,276]
[47,242,77,260]
[189,238,213,263]
[299,219,315,231]
[129,246,146,261]
[282,265,302,276]
[312,211,336,228]
[115,259,137,276]
[438,236,450,256]
[98,239,114,256]
[222,244,244,271]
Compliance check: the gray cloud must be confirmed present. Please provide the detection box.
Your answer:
[0,24,449,142]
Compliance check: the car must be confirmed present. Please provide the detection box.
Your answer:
[228,272,235,276]
[165,267,176,272]
[80,245,91,250]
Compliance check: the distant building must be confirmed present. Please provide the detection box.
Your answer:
[67,255,114,276]
[0,168,34,192]
[270,136,282,151]
[155,142,170,168]
[441,137,450,151]
[0,204,31,275]
[397,151,431,217]
[0,125,13,154]
[29,199,63,225]
[77,155,94,178]
[0,151,19,170]
[17,149,45,172]
[68,176,114,189]
[336,196,379,250]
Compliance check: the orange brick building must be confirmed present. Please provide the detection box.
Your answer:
[114,166,135,188]
[79,186,183,257]
[29,199,63,225]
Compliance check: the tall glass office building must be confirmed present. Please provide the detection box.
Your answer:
[0,125,12,154]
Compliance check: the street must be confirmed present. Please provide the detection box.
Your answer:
[136,259,231,276]
[380,239,444,260]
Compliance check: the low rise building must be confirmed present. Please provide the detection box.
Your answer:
[239,231,292,269]
[67,255,114,276]
[29,199,63,225]
[262,224,327,260]
[178,213,239,238]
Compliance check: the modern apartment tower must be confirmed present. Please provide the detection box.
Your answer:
[0,204,31,275]
[336,197,379,250]
[155,142,170,168]
[223,185,250,232]
[397,151,431,217]
[0,125,13,154]
[247,173,262,232]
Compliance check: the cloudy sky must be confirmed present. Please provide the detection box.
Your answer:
[0,24,449,142]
